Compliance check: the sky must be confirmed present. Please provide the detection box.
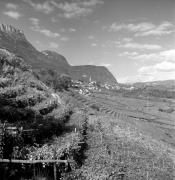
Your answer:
[0,0,175,83]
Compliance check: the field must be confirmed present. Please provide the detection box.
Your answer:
[62,89,175,179]
[76,90,175,150]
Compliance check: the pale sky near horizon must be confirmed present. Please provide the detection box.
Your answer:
[0,0,175,83]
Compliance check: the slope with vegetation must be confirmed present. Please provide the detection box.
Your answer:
[0,47,73,151]
[0,48,85,179]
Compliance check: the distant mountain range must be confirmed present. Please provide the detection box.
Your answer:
[117,80,175,99]
[132,80,175,91]
[0,24,117,85]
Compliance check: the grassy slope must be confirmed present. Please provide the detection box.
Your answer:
[65,112,174,180]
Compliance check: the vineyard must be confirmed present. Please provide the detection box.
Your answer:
[65,90,175,179]
[70,90,175,148]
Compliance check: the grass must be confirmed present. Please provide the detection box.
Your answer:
[70,114,175,180]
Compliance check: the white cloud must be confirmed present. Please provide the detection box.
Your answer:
[138,66,157,75]
[24,0,103,18]
[91,43,97,47]
[119,51,139,57]
[49,42,59,49]
[120,49,175,62]
[155,61,175,72]
[81,0,104,7]
[69,28,76,32]
[122,38,132,42]
[160,49,175,61]
[136,22,174,36]
[51,0,103,18]
[128,61,175,82]
[29,18,39,26]
[118,42,162,50]
[139,61,175,74]
[56,2,92,18]
[109,21,174,36]
[100,63,111,67]
[118,58,175,83]
[60,37,69,42]
[23,0,54,14]
[3,11,22,19]
[110,22,154,32]
[119,49,175,82]
[118,65,175,83]
[6,3,18,9]
[29,18,60,38]
[30,25,60,38]
[32,27,60,38]
[29,18,69,41]
[88,35,95,39]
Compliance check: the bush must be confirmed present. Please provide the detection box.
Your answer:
[0,85,26,99]
[52,74,72,91]
[0,77,11,87]
[90,104,100,111]
[158,107,174,113]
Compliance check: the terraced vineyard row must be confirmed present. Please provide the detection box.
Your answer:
[71,90,155,123]
[73,90,175,128]
[71,90,175,148]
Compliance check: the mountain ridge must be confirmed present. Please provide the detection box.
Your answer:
[0,24,117,85]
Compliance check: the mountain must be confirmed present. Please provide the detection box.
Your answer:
[133,80,175,91]
[0,24,117,85]
[116,80,175,99]
[0,25,70,73]
[71,65,117,84]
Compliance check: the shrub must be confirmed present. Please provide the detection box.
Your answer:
[31,98,58,115]
[52,74,72,91]
[0,85,26,99]
[158,107,174,113]
[90,104,100,111]
[0,77,11,87]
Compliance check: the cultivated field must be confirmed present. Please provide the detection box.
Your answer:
[85,91,175,149]
[64,89,175,179]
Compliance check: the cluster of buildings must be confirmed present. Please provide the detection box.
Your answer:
[72,79,100,96]
[71,75,136,96]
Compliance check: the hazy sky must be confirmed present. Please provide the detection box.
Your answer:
[0,0,175,83]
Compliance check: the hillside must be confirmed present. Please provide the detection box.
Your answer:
[71,65,117,84]
[0,24,117,85]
